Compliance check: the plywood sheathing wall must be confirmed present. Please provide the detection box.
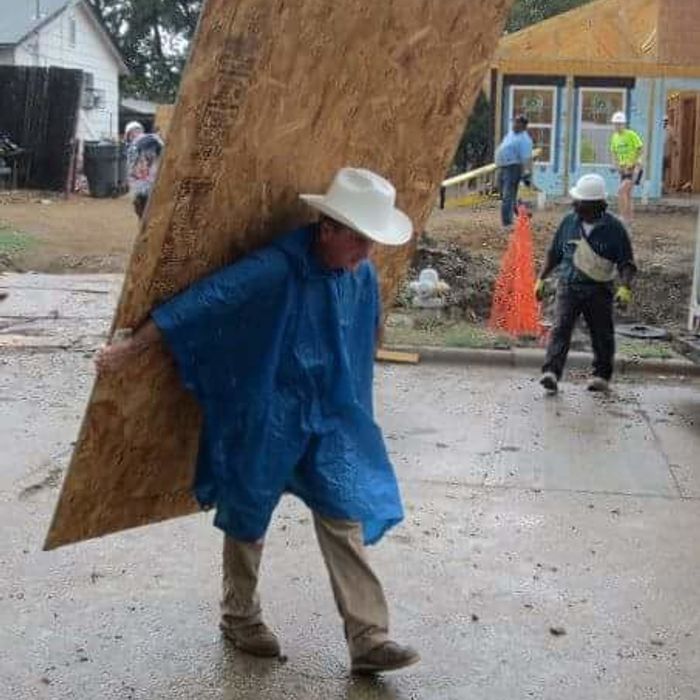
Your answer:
[45,0,514,550]
[493,0,662,76]
[658,0,700,66]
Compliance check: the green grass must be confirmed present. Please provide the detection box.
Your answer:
[384,323,447,348]
[385,319,514,350]
[385,315,680,361]
[0,225,35,255]
[443,324,509,349]
[617,339,676,361]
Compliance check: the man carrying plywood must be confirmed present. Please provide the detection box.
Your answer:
[96,168,420,675]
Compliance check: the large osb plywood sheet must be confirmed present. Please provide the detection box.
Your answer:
[154,104,175,139]
[45,0,513,549]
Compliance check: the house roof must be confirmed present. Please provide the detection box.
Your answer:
[0,0,128,74]
[493,0,700,78]
[121,98,160,116]
[0,0,72,44]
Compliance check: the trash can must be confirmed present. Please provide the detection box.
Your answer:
[83,141,122,198]
[117,142,128,195]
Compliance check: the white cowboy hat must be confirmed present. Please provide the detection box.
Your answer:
[300,167,413,246]
[569,173,607,201]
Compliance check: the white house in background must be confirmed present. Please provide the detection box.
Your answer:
[0,0,129,141]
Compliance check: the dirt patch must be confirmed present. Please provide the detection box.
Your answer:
[0,193,136,273]
[634,263,694,327]
[423,203,698,329]
[410,241,499,321]
[0,193,696,330]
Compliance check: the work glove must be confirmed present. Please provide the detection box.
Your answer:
[615,285,633,308]
[534,278,546,302]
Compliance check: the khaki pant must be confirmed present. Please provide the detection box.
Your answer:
[221,513,389,658]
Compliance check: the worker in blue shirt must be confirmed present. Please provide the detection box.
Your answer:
[535,174,637,394]
[495,114,534,228]
[95,168,420,675]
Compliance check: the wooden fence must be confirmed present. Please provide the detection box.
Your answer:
[0,66,83,191]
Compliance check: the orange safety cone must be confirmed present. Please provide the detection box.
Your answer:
[489,204,541,337]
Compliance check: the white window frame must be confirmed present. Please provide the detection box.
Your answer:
[577,86,628,167]
[509,84,557,166]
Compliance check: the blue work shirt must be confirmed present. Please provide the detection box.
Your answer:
[495,130,533,167]
[151,225,403,546]
[547,211,636,287]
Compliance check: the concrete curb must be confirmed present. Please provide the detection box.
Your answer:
[388,345,700,377]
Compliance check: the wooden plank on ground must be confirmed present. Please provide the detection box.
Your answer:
[45,0,513,550]
[376,349,421,365]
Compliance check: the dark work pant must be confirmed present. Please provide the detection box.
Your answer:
[543,283,616,381]
[133,193,149,219]
[498,164,522,227]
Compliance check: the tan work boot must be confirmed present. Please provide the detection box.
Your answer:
[220,621,281,658]
[351,641,421,674]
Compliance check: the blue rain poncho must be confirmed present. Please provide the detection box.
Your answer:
[151,225,403,545]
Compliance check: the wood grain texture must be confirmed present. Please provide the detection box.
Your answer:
[375,349,421,365]
[45,0,513,550]
[495,0,659,72]
[494,0,700,77]
[666,93,700,194]
[658,0,700,66]
[154,104,175,138]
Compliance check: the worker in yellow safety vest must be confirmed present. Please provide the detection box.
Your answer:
[610,111,643,225]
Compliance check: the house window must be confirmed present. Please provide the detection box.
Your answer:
[509,85,557,165]
[578,87,627,166]
[82,72,96,109]
[68,15,77,46]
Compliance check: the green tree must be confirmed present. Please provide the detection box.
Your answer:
[453,91,491,171]
[89,0,590,116]
[506,0,589,33]
[88,0,202,101]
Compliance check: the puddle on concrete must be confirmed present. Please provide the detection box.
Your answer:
[18,467,64,500]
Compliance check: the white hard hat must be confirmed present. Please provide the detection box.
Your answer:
[611,111,627,125]
[124,121,144,138]
[569,173,607,201]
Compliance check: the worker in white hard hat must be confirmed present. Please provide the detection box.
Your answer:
[123,120,164,219]
[124,121,145,143]
[95,168,420,675]
[610,111,644,223]
[535,173,637,394]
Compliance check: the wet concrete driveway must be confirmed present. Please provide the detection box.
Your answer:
[2,274,700,699]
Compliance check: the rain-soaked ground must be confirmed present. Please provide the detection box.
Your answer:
[1,274,700,699]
